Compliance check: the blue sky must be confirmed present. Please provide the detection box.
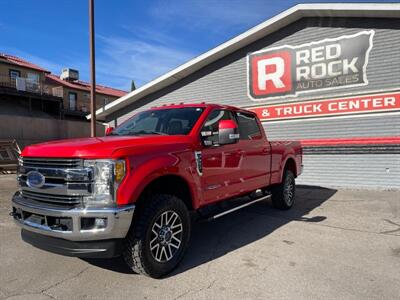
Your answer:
[0,0,394,91]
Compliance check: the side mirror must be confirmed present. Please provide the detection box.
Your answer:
[105,127,114,136]
[218,120,239,145]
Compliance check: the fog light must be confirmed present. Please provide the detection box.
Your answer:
[94,218,107,229]
[81,217,107,230]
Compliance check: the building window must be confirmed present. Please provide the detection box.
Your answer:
[9,69,21,79]
[68,92,77,111]
[103,97,109,107]
[26,72,40,92]
[27,72,39,83]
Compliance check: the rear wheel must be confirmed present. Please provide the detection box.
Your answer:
[271,170,295,210]
[123,194,191,278]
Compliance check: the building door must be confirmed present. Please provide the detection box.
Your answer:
[9,69,21,79]
[9,69,21,88]
[68,92,77,111]
[27,72,40,92]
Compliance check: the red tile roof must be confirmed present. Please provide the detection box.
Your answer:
[0,53,50,73]
[0,53,127,98]
[45,74,127,98]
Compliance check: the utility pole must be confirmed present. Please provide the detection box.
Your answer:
[89,0,96,137]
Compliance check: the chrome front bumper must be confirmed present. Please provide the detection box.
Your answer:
[12,193,134,241]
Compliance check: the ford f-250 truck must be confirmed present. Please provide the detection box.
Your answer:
[11,103,302,278]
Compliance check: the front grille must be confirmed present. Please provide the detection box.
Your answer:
[20,157,83,169]
[21,190,82,207]
[18,157,88,208]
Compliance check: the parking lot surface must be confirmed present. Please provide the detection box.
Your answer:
[0,174,399,300]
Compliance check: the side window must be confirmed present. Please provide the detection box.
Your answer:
[9,69,21,80]
[201,110,234,144]
[235,112,262,140]
[27,72,39,83]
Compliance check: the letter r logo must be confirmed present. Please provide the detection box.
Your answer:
[257,57,285,90]
[248,50,293,98]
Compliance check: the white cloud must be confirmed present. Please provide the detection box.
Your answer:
[96,35,196,90]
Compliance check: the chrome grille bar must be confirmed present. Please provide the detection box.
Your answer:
[21,190,81,205]
[18,157,90,207]
[20,157,83,169]
[18,177,92,196]
[18,166,93,181]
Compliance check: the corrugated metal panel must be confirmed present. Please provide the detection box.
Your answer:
[263,113,400,140]
[303,144,400,155]
[297,154,400,189]
[112,17,400,189]
[115,17,400,124]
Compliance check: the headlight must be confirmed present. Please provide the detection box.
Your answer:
[83,159,126,207]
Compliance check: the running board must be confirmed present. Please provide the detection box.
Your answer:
[209,194,271,220]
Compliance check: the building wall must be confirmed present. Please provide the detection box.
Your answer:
[0,114,104,149]
[297,154,400,189]
[112,17,400,189]
[264,114,400,140]
[0,63,46,90]
[58,87,119,112]
[114,18,400,122]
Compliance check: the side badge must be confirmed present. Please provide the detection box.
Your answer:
[194,151,203,176]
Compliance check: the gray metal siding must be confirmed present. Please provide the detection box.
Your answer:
[115,17,400,124]
[264,114,400,140]
[297,154,400,189]
[112,17,400,189]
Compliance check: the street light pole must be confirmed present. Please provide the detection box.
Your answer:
[89,0,96,137]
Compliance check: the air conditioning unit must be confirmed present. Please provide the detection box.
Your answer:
[60,68,79,81]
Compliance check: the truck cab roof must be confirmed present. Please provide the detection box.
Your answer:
[149,102,256,115]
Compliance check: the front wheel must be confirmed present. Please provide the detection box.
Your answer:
[123,194,191,278]
[271,170,296,210]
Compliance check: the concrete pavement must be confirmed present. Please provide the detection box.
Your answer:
[0,174,399,299]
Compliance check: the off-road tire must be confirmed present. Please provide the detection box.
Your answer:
[271,170,296,210]
[122,194,191,278]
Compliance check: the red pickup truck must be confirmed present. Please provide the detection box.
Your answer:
[12,103,302,278]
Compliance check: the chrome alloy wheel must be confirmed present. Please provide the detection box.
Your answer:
[150,210,183,263]
[284,177,295,206]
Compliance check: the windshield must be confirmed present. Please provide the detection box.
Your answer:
[112,107,205,136]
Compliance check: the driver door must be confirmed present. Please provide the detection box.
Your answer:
[200,109,245,204]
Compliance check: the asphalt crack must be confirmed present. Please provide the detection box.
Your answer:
[381,219,400,234]
[249,211,400,237]
[3,267,90,300]
[40,266,90,294]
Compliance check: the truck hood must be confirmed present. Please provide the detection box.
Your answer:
[21,135,194,158]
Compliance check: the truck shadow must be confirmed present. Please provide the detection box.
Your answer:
[83,185,336,277]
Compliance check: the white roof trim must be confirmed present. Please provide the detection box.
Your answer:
[89,3,400,120]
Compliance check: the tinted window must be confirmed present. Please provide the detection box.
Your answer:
[113,107,204,136]
[201,110,234,144]
[236,112,262,140]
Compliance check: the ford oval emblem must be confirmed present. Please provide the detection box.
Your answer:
[26,171,45,188]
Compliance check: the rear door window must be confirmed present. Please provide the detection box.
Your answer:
[235,112,262,140]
